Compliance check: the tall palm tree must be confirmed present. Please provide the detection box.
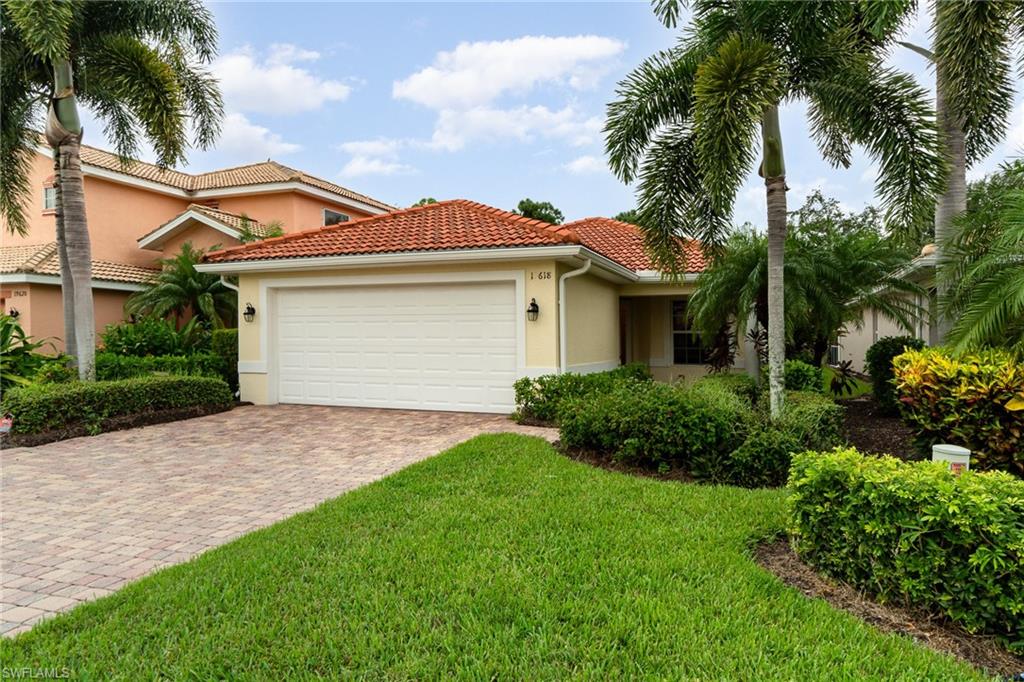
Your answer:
[126,243,236,329]
[896,1,1022,342]
[605,1,945,417]
[1,0,222,379]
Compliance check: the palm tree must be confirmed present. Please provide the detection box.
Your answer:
[605,1,945,417]
[896,2,1022,342]
[1,0,222,379]
[940,161,1024,352]
[126,243,236,329]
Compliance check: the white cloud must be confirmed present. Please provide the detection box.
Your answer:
[337,137,414,177]
[216,112,301,157]
[564,155,606,174]
[1007,100,1024,152]
[214,45,351,115]
[428,106,602,152]
[340,156,414,178]
[393,35,626,110]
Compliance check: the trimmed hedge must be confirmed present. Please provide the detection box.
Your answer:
[865,335,925,414]
[513,363,651,425]
[776,391,844,452]
[789,448,1024,649]
[692,372,759,405]
[559,380,750,472]
[1,376,234,436]
[212,329,239,393]
[893,347,1024,475]
[95,352,224,381]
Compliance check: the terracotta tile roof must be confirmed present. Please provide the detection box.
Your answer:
[73,142,395,211]
[0,243,157,285]
[564,216,707,273]
[138,204,273,244]
[205,199,579,263]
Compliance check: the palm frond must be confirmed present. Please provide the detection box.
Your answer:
[4,0,75,62]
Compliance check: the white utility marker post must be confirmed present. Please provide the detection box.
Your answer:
[932,444,971,475]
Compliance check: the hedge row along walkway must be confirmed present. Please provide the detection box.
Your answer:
[0,405,555,637]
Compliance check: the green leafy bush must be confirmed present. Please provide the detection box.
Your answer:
[776,391,844,452]
[893,347,1024,475]
[559,380,750,471]
[726,427,802,488]
[513,363,652,424]
[211,328,239,393]
[100,317,211,356]
[95,352,224,381]
[34,356,77,384]
[789,448,1024,649]
[1,376,233,435]
[1,314,52,387]
[692,372,759,405]
[760,360,823,393]
[865,335,925,413]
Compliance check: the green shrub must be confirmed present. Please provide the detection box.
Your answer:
[777,391,844,452]
[34,356,77,384]
[1,376,233,435]
[95,352,224,381]
[559,380,750,471]
[760,360,823,393]
[865,335,925,413]
[893,347,1024,475]
[211,328,239,393]
[1,314,52,387]
[789,448,1024,649]
[692,372,759,405]
[101,318,180,356]
[727,427,802,488]
[513,363,652,424]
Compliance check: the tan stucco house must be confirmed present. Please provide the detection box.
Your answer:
[198,200,752,413]
[0,142,393,349]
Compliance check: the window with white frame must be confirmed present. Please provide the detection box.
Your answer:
[323,208,350,226]
[43,186,56,211]
[671,299,705,365]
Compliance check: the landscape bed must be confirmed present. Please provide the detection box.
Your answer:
[1,435,982,679]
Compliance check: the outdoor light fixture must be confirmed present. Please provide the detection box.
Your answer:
[526,298,540,322]
[7,308,19,319]
[243,303,256,323]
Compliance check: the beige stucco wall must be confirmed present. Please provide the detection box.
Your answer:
[0,282,130,353]
[838,294,931,373]
[563,270,619,371]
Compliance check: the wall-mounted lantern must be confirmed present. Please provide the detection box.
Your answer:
[526,298,540,322]
[7,308,19,319]
[243,303,256,323]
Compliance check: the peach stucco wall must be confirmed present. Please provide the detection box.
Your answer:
[217,193,374,233]
[161,221,242,257]
[1,283,130,353]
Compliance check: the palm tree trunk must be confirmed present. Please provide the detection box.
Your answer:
[933,56,966,345]
[52,149,76,362]
[762,105,787,419]
[45,59,95,380]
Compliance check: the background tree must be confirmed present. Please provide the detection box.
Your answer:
[514,198,564,224]
[939,160,1024,352]
[1,0,223,379]
[126,243,236,329]
[605,0,944,417]
[412,197,437,207]
[237,215,284,244]
[613,209,644,226]
[895,2,1023,342]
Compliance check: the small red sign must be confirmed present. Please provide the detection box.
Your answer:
[0,414,12,434]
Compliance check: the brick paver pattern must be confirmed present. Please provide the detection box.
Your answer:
[0,405,555,637]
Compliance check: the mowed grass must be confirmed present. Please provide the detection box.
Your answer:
[824,365,873,398]
[2,434,982,680]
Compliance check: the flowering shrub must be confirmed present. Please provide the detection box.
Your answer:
[893,348,1024,475]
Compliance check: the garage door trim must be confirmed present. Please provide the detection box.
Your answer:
[248,270,526,405]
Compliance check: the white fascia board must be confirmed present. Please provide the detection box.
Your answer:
[138,211,241,249]
[192,182,391,216]
[635,270,699,283]
[0,272,146,292]
[196,245,587,274]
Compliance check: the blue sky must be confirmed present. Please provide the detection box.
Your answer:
[88,2,1023,225]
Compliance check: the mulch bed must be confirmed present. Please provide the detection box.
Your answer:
[560,445,693,483]
[0,403,234,448]
[755,539,1024,678]
[838,397,922,460]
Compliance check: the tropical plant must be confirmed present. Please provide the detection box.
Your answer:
[939,161,1024,352]
[125,243,236,329]
[514,198,564,224]
[237,215,284,244]
[894,2,1023,342]
[1,0,223,380]
[827,360,859,398]
[100,315,210,357]
[605,1,944,418]
[0,313,52,387]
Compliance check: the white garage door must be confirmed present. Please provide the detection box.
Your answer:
[275,281,517,412]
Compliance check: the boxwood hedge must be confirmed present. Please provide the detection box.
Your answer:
[513,363,651,425]
[789,448,1024,649]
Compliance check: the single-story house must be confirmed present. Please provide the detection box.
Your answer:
[198,200,753,413]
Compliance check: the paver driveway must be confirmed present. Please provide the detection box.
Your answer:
[0,405,555,637]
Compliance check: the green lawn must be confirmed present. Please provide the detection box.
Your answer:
[824,365,873,398]
[2,435,981,680]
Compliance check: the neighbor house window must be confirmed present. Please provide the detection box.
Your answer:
[43,186,56,211]
[323,208,349,226]
[672,299,705,365]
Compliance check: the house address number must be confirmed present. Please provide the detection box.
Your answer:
[530,271,552,280]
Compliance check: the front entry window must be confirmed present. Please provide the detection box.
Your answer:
[672,299,705,365]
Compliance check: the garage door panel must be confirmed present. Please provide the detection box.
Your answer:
[275,281,517,412]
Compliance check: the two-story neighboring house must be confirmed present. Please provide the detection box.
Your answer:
[0,143,394,350]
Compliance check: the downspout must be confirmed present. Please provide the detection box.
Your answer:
[558,258,591,374]
[219,275,239,292]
